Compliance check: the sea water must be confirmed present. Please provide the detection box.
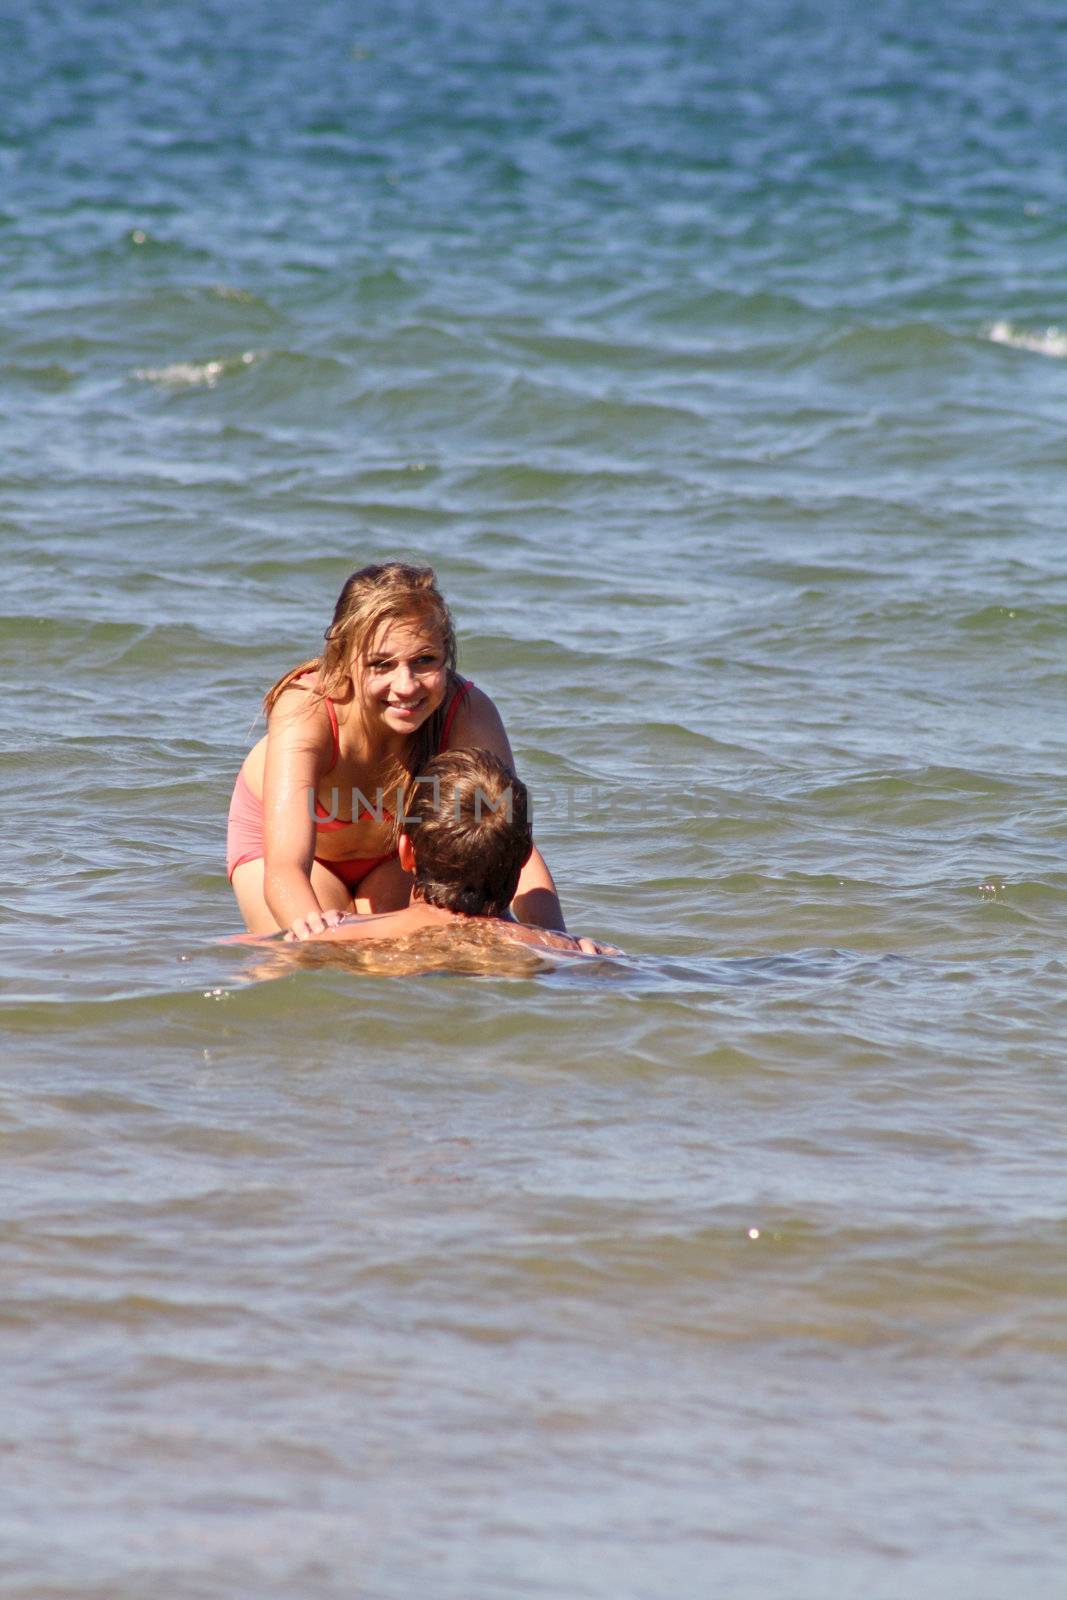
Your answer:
[1,1,1065,1594]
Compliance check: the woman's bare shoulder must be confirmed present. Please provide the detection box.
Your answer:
[446,682,512,758]
[269,680,332,733]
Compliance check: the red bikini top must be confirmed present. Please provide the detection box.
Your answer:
[313,678,473,829]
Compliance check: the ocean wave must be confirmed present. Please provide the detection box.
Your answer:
[132,350,262,388]
[814,320,962,374]
[985,320,1067,359]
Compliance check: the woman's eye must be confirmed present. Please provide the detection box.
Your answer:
[367,653,438,672]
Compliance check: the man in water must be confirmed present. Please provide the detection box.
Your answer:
[284,747,605,956]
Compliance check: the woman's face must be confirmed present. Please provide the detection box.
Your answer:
[354,616,448,739]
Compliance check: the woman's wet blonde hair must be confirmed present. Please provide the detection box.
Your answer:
[263,561,459,783]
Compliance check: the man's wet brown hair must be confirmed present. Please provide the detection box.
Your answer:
[401,748,532,917]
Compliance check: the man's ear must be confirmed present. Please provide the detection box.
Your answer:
[398,833,417,874]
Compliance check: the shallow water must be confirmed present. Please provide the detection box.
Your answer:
[2,0,1066,1594]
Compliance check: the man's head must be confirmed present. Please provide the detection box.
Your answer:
[398,748,533,917]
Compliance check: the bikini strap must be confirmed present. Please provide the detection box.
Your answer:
[439,678,473,751]
[292,668,341,767]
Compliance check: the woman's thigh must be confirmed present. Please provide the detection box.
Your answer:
[351,854,412,915]
[230,858,354,934]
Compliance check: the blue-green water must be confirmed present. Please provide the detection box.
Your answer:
[2,2,1065,1594]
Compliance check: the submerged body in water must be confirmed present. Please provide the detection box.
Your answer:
[244,911,608,980]
[290,898,589,954]
[237,748,618,972]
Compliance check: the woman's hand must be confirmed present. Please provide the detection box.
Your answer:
[576,936,623,956]
[283,909,345,942]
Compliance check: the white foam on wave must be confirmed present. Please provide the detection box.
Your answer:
[986,320,1067,359]
[133,350,259,387]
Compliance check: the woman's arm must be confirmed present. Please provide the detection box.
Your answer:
[512,844,566,932]
[261,692,346,940]
[446,685,567,931]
